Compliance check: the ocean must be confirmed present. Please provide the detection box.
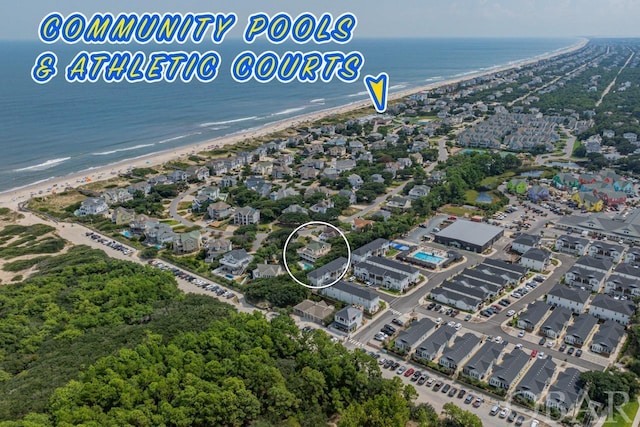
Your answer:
[0,37,579,193]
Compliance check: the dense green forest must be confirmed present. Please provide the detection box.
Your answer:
[0,246,479,427]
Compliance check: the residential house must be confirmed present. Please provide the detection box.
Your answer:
[186,165,210,181]
[335,159,356,173]
[462,341,503,380]
[204,238,232,262]
[219,249,253,275]
[555,235,589,255]
[572,192,604,212]
[207,202,232,220]
[512,233,540,254]
[528,185,550,202]
[408,185,431,200]
[546,368,584,414]
[590,321,625,356]
[354,257,418,292]
[547,283,591,313]
[438,333,481,371]
[328,146,347,157]
[338,189,357,204]
[252,263,284,279]
[352,218,374,231]
[333,306,363,332]
[102,188,133,206]
[348,174,364,190]
[394,318,436,352]
[515,357,556,403]
[519,248,551,271]
[605,274,640,298]
[127,181,151,196]
[148,174,168,187]
[293,300,335,324]
[370,209,392,221]
[75,197,109,216]
[307,257,348,288]
[321,279,380,313]
[517,301,549,332]
[588,241,625,263]
[351,238,390,264]
[144,221,175,245]
[386,196,412,210]
[429,287,482,312]
[269,187,299,201]
[540,307,572,338]
[589,294,635,325]
[553,173,580,190]
[173,231,201,255]
[167,170,188,183]
[574,255,612,275]
[612,262,640,281]
[507,179,528,194]
[271,165,292,180]
[252,161,273,176]
[370,173,385,184]
[297,240,331,263]
[111,207,135,225]
[282,204,308,215]
[318,226,339,242]
[414,325,457,361]
[489,349,531,390]
[234,207,260,225]
[564,266,605,292]
[564,314,598,347]
[219,176,238,188]
[309,200,334,214]
[207,160,228,176]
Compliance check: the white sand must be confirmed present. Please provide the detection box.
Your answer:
[0,39,588,211]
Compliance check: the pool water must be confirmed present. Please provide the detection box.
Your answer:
[121,230,132,238]
[413,252,444,263]
[301,263,314,270]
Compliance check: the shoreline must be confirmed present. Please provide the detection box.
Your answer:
[0,38,588,211]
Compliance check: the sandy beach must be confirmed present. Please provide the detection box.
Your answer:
[0,38,588,212]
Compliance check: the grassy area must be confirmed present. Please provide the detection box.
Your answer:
[388,249,399,257]
[160,219,180,226]
[440,205,481,217]
[606,400,639,427]
[572,139,581,153]
[27,189,86,219]
[479,171,516,189]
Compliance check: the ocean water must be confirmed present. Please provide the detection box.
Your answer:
[0,38,579,192]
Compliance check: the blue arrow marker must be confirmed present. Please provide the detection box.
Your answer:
[363,72,389,113]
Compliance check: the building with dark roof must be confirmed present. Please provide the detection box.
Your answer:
[462,341,503,380]
[555,234,589,256]
[321,280,380,313]
[512,233,541,254]
[540,307,572,338]
[517,301,550,331]
[546,284,591,313]
[429,287,482,312]
[589,294,635,325]
[590,321,625,356]
[564,314,598,347]
[351,238,390,264]
[574,255,613,274]
[438,333,481,371]
[519,248,551,271]
[588,241,625,263]
[394,318,436,352]
[545,367,583,413]
[414,325,457,361]
[489,349,531,390]
[515,356,556,402]
[434,220,504,253]
[605,274,640,298]
[307,257,349,288]
[564,266,605,292]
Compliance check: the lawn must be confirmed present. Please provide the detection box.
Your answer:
[606,400,639,427]
[440,205,481,217]
[479,171,515,189]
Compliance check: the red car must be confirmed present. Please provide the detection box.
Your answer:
[531,349,538,358]
[404,368,415,377]
[448,216,457,220]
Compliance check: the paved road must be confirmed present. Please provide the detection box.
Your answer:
[343,181,410,222]
[169,185,199,227]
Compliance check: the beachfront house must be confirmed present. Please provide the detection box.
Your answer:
[75,197,109,216]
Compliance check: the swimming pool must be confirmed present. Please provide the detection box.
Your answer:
[121,230,132,238]
[413,252,444,264]
[301,263,314,270]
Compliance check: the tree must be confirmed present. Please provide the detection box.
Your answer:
[441,402,482,427]
[573,144,587,158]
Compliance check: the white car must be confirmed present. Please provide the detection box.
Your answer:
[499,408,508,418]
[518,330,525,338]
[447,321,456,327]
[515,343,523,349]
[494,336,503,343]
[538,352,545,359]
[435,317,442,325]
[507,309,516,317]
[546,340,555,348]
[455,323,462,331]
[531,420,539,427]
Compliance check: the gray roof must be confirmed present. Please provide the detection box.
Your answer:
[516,357,556,398]
[455,275,503,294]
[476,264,523,282]
[557,234,589,247]
[463,341,503,376]
[366,256,418,274]
[326,280,378,301]
[591,321,625,352]
[434,220,503,247]
[513,233,541,247]
[335,305,362,320]
[356,261,408,281]
[307,257,348,279]
[491,349,530,385]
[522,247,551,262]
[566,266,605,283]
[590,294,636,316]
[439,333,481,366]
[614,263,640,279]
[442,280,491,300]
[548,284,590,304]
[575,255,613,272]
[520,301,549,327]
[395,318,436,349]
[541,307,572,334]
[461,268,509,288]
[565,315,599,341]
[481,258,529,275]
[430,287,482,308]
[607,274,640,290]
[353,238,389,257]
[225,248,251,261]
[547,368,583,409]
[416,325,456,356]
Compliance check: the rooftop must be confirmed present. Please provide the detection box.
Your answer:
[434,220,503,247]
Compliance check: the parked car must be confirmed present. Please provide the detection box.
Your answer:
[567,347,575,355]
[448,387,457,397]
[518,330,525,338]
[515,415,525,426]
[499,408,508,418]
[427,302,436,310]
[403,368,414,377]
[396,366,406,375]
[457,389,466,399]
[507,309,516,317]
[464,394,474,404]
[417,374,428,385]
[464,314,472,321]
[426,377,435,387]
[576,349,583,357]
[441,384,451,394]
[410,370,421,381]
[538,337,546,346]
[473,397,483,408]
[433,381,443,391]
[508,410,517,422]
[392,318,404,326]
[490,405,500,416]
[559,344,567,352]
[531,349,538,358]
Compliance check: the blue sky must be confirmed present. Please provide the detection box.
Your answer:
[3,0,640,40]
